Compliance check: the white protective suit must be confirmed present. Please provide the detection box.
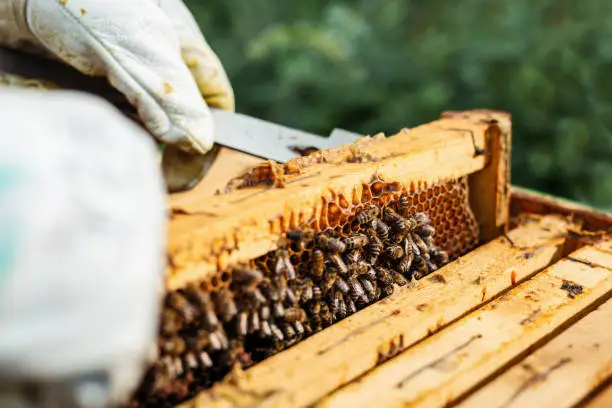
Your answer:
[0,1,234,407]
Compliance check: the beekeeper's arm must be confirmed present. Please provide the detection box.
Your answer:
[0,0,234,154]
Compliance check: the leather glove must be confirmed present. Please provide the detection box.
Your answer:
[0,0,234,155]
[0,89,166,407]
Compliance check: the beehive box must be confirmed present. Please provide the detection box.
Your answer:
[133,111,612,408]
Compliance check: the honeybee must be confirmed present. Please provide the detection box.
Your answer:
[283,323,297,340]
[160,336,186,356]
[260,319,272,337]
[303,322,314,336]
[360,277,376,302]
[236,312,249,337]
[285,307,307,322]
[274,276,287,300]
[347,276,365,302]
[259,305,271,320]
[398,194,409,217]
[362,267,377,280]
[286,229,314,245]
[171,357,184,378]
[431,247,449,265]
[232,266,264,287]
[366,233,383,264]
[199,351,213,368]
[270,323,285,342]
[317,234,347,253]
[391,270,409,286]
[307,299,321,315]
[311,249,325,279]
[346,298,358,314]
[385,245,404,260]
[213,289,238,323]
[320,303,333,327]
[209,330,227,350]
[159,356,176,380]
[160,309,183,335]
[414,212,430,226]
[356,206,380,225]
[193,329,212,350]
[285,286,298,306]
[345,249,362,264]
[335,276,350,294]
[329,254,349,276]
[300,278,315,303]
[272,301,285,318]
[426,259,439,273]
[245,287,268,305]
[405,233,420,257]
[375,219,391,242]
[348,260,369,276]
[335,292,348,320]
[249,310,261,333]
[167,292,198,323]
[322,268,338,294]
[391,230,407,244]
[397,252,414,275]
[424,235,435,247]
[413,257,429,280]
[309,284,321,300]
[377,267,393,286]
[413,233,430,259]
[259,278,279,302]
[286,230,313,242]
[419,224,436,237]
[381,284,394,297]
[344,233,369,250]
[275,249,296,280]
[186,287,219,329]
[310,314,323,332]
[294,321,305,338]
[330,290,341,315]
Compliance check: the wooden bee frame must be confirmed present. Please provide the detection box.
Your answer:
[166,110,511,291]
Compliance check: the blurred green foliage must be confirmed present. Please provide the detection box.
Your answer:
[187,0,612,210]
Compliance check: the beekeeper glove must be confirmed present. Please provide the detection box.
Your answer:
[0,89,166,408]
[0,0,234,155]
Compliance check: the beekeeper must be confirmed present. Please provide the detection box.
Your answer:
[0,1,233,407]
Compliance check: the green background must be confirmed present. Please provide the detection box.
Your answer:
[186,0,612,210]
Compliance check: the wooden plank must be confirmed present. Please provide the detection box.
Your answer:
[582,383,612,408]
[442,110,512,242]
[177,215,572,408]
[456,297,612,408]
[318,243,612,408]
[169,147,263,207]
[510,186,612,232]
[167,111,496,290]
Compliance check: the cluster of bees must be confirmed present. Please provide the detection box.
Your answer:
[133,194,449,407]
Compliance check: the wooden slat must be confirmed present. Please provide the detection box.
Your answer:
[582,383,612,408]
[166,112,495,290]
[443,110,512,242]
[178,215,572,408]
[169,147,264,207]
[510,186,612,232]
[456,296,612,408]
[318,243,612,408]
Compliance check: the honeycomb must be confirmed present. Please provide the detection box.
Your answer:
[130,176,479,407]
